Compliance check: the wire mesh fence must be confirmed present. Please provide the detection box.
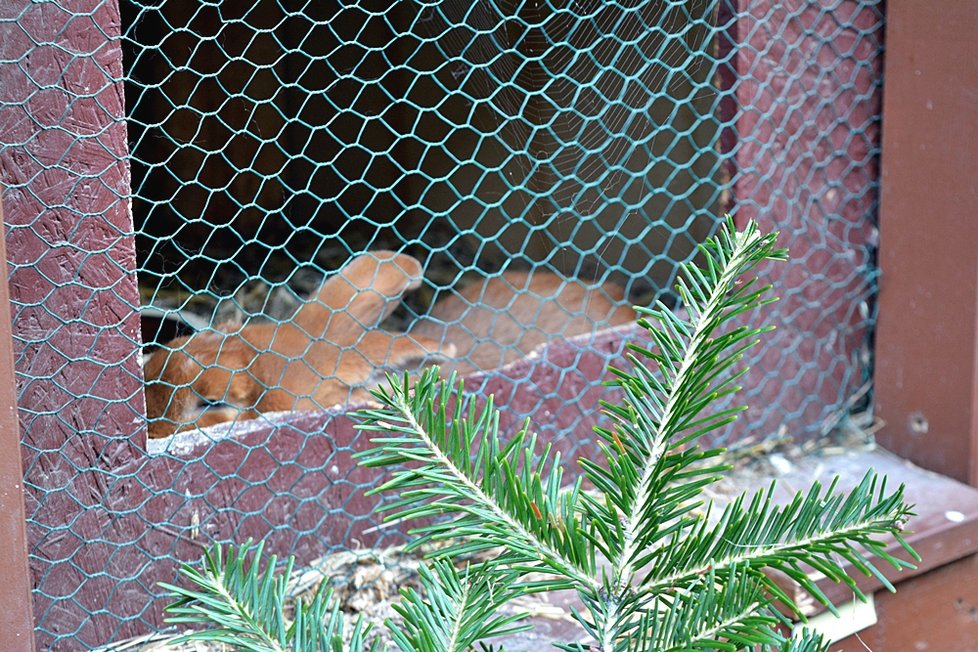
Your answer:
[0,0,883,648]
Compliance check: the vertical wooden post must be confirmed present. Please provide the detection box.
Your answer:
[0,0,144,646]
[0,194,35,652]
[874,3,978,484]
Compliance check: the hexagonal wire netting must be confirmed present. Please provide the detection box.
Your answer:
[0,0,883,648]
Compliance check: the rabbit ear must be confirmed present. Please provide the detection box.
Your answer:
[293,251,423,341]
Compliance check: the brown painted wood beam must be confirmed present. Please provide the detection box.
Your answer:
[875,2,978,485]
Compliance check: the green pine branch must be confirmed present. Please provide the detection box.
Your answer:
[767,628,831,652]
[563,565,786,652]
[355,372,598,595]
[387,560,529,652]
[643,471,917,610]
[160,539,377,652]
[353,217,916,651]
[590,217,789,593]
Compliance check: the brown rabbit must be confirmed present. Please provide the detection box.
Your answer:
[411,270,634,376]
[143,252,454,438]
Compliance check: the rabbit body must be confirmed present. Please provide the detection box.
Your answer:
[144,252,632,438]
[412,271,633,376]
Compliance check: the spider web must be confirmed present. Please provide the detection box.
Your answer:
[414,0,720,273]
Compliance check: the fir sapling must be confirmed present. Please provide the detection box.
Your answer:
[163,218,918,652]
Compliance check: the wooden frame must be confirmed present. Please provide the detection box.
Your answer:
[1,0,976,649]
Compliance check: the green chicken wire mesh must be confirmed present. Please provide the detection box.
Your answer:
[0,0,883,648]
[131,0,723,443]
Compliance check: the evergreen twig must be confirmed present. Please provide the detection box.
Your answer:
[160,539,377,652]
[162,218,918,652]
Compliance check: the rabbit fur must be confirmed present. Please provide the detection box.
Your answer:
[144,251,631,438]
